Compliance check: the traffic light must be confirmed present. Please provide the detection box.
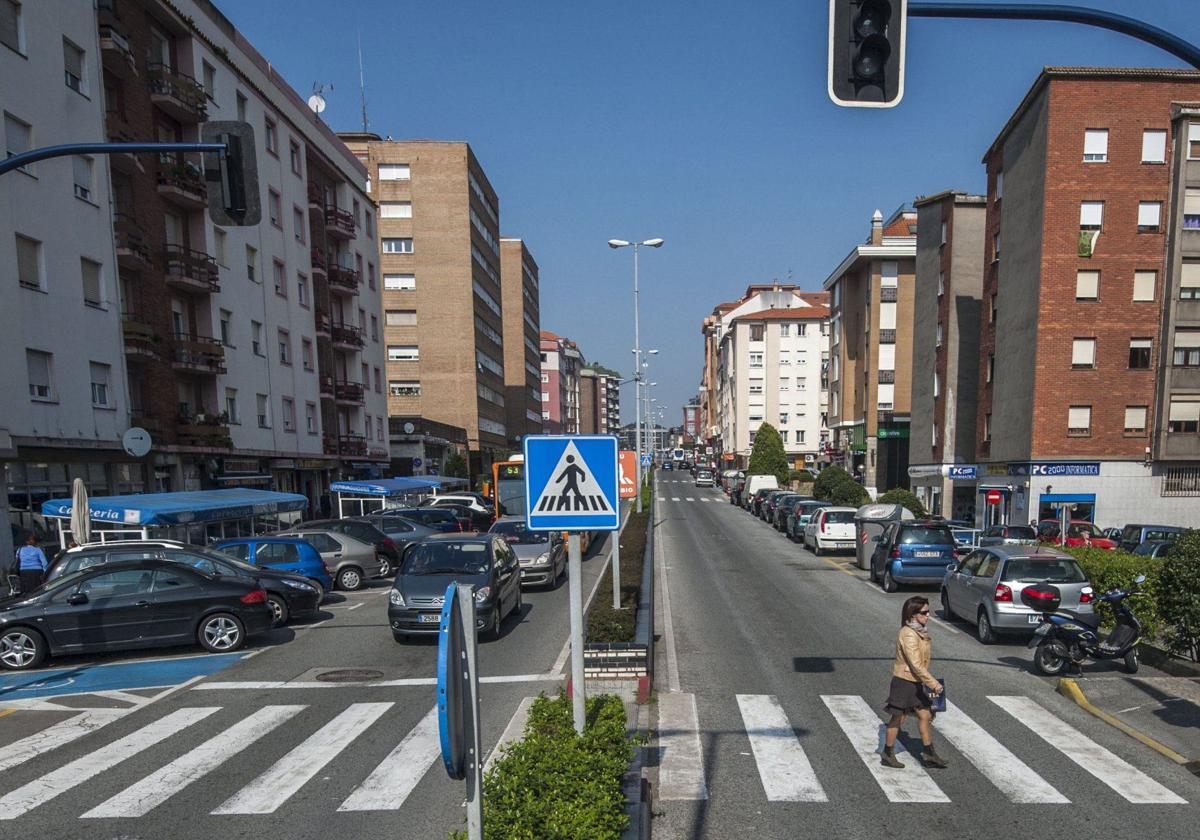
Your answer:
[827,0,907,108]
[202,121,261,226]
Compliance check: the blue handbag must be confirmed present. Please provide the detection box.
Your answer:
[921,679,946,713]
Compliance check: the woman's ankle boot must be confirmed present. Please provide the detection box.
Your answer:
[920,743,949,768]
[880,746,905,769]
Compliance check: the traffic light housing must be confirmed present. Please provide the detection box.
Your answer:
[828,0,907,108]
[202,121,261,226]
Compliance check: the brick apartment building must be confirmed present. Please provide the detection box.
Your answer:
[824,208,917,492]
[539,331,583,434]
[500,238,543,445]
[977,67,1200,528]
[579,367,621,434]
[908,191,987,521]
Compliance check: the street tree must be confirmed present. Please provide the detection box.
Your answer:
[813,464,853,500]
[443,451,469,479]
[747,422,789,484]
[878,488,927,518]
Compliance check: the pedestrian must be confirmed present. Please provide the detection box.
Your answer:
[881,595,948,769]
[14,534,48,595]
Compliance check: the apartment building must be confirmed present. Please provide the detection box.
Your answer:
[824,208,918,492]
[540,331,583,434]
[908,191,986,521]
[682,399,702,441]
[977,67,1200,528]
[500,238,543,443]
[579,367,621,434]
[710,284,831,468]
[337,137,508,475]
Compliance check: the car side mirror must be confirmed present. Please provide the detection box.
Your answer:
[947,563,958,573]
[67,592,89,606]
[870,535,880,542]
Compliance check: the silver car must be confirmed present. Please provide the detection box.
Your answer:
[489,517,566,588]
[286,529,385,590]
[941,546,1094,645]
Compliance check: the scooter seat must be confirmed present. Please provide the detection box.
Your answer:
[1048,609,1100,628]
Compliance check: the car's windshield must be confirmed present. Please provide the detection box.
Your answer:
[1145,529,1180,542]
[403,542,491,575]
[490,521,548,544]
[1003,558,1087,583]
[899,528,955,546]
[1004,526,1037,540]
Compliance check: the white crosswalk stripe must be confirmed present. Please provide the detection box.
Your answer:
[338,706,441,811]
[736,695,827,802]
[0,708,129,773]
[657,692,709,800]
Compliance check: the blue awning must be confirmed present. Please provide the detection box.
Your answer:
[41,488,309,527]
[330,476,470,497]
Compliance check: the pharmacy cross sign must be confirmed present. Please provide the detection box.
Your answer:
[523,435,620,531]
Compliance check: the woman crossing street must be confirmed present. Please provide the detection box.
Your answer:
[882,595,948,769]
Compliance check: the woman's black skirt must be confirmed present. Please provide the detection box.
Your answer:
[884,675,931,716]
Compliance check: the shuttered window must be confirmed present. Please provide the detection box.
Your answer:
[1083,129,1108,162]
[16,233,40,289]
[1133,270,1156,302]
[1080,201,1104,229]
[1123,406,1147,433]
[1137,201,1162,231]
[1141,129,1167,163]
[1071,338,1096,367]
[0,0,20,53]
[1075,270,1099,300]
[1068,406,1091,435]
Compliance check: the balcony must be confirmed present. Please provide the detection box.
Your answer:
[315,313,332,337]
[172,333,226,375]
[310,247,328,275]
[164,245,220,294]
[147,63,207,122]
[325,206,356,239]
[122,314,161,359]
[113,214,153,271]
[156,157,206,208]
[318,375,335,398]
[324,434,368,457]
[331,323,366,350]
[98,22,136,78]
[105,112,144,174]
[176,413,232,449]
[307,183,325,209]
[878,370,895,384]
[128,409,162,435]
[327,264,360,296]
[878,329,897,344]
[334,380,366,405]
[880,286,898,303]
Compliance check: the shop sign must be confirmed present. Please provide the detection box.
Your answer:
[223,458,260,474]
[907,465,943,478]
[296,459,328,470]
[947,465,978,480]
[985,463,1009,476]
[1007,462,1100,477]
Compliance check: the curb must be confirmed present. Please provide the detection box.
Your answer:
[1137,642,1200,678]
[620,699,652,840]
[1057,677,1200,776]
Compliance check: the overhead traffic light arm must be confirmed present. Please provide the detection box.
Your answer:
[0,141,226,177]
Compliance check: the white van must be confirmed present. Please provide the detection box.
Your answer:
[742,474,780,509]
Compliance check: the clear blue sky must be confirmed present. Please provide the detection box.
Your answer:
[221,1,1199,426]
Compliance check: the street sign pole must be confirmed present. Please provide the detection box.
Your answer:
[438,583,483,839]
[611,508,622,610]
[459,582,484,839]
[568,532,586,734]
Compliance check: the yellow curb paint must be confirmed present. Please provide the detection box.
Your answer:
[817,555,860,579]
[0,708,16,720]
[1057,677,1193,767]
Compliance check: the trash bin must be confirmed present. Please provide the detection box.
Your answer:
[854,503,915,571]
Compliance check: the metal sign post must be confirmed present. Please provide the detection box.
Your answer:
[459,582,483,838]
[567,532,586,734]
[611,512,622,610]
[437,582,483,839]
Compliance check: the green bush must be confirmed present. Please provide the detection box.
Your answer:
[788,469,814,484]
[452,692,633,840]
[826,476,868,507]
[1159,531,1200,661]
[813,465,852,501]
[1064,547,1164,641]
[587,505,648,643]
[443,451,469,478]
[878,488,926,518]
[747,423,789,484]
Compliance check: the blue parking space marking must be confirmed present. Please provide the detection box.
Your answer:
[0,653,245,701]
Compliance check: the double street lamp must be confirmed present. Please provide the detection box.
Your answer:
[608,238,664,514]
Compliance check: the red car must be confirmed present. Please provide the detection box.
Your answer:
[1037,520,1117,550]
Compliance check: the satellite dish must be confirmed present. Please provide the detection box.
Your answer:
[307,94,326,114]
[122,427,152,458]
[403,422,416,434]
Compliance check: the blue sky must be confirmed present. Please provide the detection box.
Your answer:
[221,1,1200,426]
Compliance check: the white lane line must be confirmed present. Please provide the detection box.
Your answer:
[684,497,695,502]
[82,705,306,818]
[0,707,218,820]
[483,697,535,774]
[193,673,562,691]
[348,602,364,611]
[657,693,708,800]
[338,706,440,811]
[656,487,681,694]
[821,695,949,803]
[736,694,827,802]
[937,701,1068,803]
[671,497,680,502]
[990,696,1186,804]
[212,702,393,814]
[0,709,129,773]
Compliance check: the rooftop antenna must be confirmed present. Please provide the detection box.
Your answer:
[357,31,369,133]
[307,82,331,116]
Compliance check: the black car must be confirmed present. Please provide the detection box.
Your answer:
[419,500,493,532]
[770,494,804,531]
[361,513,440,550]
[0,558,274,671]
[380,507,462,533]
[388,534,522,641]
[49,541,320,626]
[286,518,400,567]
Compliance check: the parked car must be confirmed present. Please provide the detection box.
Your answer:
[743,475,780,511]
[770,494,804,531]
[803,507,857,555]
[978,524,1039,547]
[490,517,566,588]
[869,521,959,592]
[941,546,1094,644]
[950,528,981,556]
[422,494,496,526]
[662,461,673,471]
[282,519,400,571]
[361,513,440,551]
[760,490,790,522]
[1118,524,1185,553]
[433,502,486,532]
[1037,520,1117,550]
[388,534,522,641]
[379,507,462,533]
[1102,527,1124,542]
[0,558,274,670]
[211,537,333,606]
[786,500,827,540]
[695,468,715,488]
[279,528,387,590]
[1133,540,1175,560]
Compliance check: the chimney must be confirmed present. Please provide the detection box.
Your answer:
[870,209,884,245]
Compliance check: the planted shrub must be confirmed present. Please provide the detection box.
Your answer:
[1158,531,1200,661]
[878,488,927,518]
[1064,547,1164,641]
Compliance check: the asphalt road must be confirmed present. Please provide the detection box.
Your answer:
[0,530,615,840]
[650,473,1198,840]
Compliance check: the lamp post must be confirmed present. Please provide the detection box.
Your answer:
[609,238,663,513]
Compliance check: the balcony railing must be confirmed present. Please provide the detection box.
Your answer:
[318,375,335,396]
[122,313,161,358]
[147,63,207,122]
[878,370,895,384]
[324,434,367,457]
[113,213,152,268]
[878,329,897,344]
[172,333,226,374]
[330,323,366,348]
[310,247,327,273]
[324,206,356,238]
[315,313,332,336]
[880,286,898,303]
[334,381,366,404]
[156,157,206,206]
[176,413,232,448]
[98,22,136,76]
[327,264,359,294]
[164,244,220,293]
[307,183,325,208]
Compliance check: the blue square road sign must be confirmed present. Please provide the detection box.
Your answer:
[523,435,620,531]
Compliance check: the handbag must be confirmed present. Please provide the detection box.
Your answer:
[920,679,947,713]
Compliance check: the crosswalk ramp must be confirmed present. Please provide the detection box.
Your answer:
[656,691,1190,806]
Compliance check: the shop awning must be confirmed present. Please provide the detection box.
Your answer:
[330,476,470,497]
[41,488,309,527]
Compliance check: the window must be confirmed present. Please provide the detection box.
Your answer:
[1080,201,1104,230]
[378,163,410,180]
[386,309,417,327]
[990,293,997,323]
[1174,330,1200,367]
[1068,405,1092,436]
[1128,338,1151,369]
[749,352,763,367]
[352,199,361,229]
[268,189,281,227]
[1133,270,1156,302]
[933,372,940,397]
[984,413,992,442]
[305,402,317,434]
[361,362,369,388]
[4,112,31,172]
[748,379,764,395]
[63,38,84,93]
[749,324,765,341]
[1168,397,1200,433]
[278,329,290,365]
[370,314,378,341]
[1178,261,1200,302]
[201,60,216,99]
[281,397,295,432]
[364,214,373,239]
[16,233,40,289]
[289,140,302,176]
[995,169,1003,199]
[246,245,258,283]
[384,273,415,290]
[1,0,21,53]
[380,201,412,218]
[251,321,263,356]
[1083,129,1108,162]
[937,271,944,296]
[935,322,943,347]
[1189,123,1200,160]
[382,238,413,254]
[81,258,102,307]
[89,362,110,407]
[256,394,270,428]
[1124,406,1148,434]
[779,430,788,444]
[25,349,51,400]
[1075,270,1099,300]
[796,377,806,390]
[235,91,247,122]
[779,350,791,365]
[779,324,790,338]
[939,220,946,245]
[992,231,1000,260]
[1071,338,1096,368]
[293,207,306,242]
[219,310,232,346]
[72,156,93,201]
[987,354,995,383]
[273,260,286,297]
[779,377,790,391]
[1142,129,1167,163]
[264,117,277,155]
[877,383,895,410]
[213,228,228,266]
[302,338,314,370]
[368,263,376,290]
[373,367,382,392]
[297,273,308,306]
[388,345,419,361]
[225,388,239,424]
[932,423,938,446]
[779,412,789,425]
[1137,201,1162,232]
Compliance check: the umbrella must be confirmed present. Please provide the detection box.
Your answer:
[70,477,91,545]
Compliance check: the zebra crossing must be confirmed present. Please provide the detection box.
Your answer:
[658,691,1190,806]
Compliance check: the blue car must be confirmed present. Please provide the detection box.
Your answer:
[869,521,959,592]
[213,537,333,598]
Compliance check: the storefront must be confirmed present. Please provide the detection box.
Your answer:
[907,464,978,521]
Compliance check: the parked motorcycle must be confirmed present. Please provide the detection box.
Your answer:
[1023,574,1146,676]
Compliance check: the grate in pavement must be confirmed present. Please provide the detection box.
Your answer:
[314,669,385,683]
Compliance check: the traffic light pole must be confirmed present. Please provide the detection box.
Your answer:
[0,141,227,178]
[908,3,1200,69]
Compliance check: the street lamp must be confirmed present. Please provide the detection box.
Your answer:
[610,238,664,513]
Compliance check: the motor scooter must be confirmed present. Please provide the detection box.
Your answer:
[1025,574,1146,676]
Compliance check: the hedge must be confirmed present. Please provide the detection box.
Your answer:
[586,503,648,643]
[451,692,633,840]
[1063,547,1165,642]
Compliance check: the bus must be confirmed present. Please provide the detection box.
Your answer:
[492,457,525,521]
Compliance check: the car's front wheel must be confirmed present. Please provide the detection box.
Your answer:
[198,613,245,653]
[0,627,46,671]
[376,559,391,578]
[266,593,289,626]
[338,566,364,591]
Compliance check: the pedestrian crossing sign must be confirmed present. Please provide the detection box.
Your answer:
[523,435,620,531]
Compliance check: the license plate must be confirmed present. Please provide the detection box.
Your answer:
[1027,614,1043,624]
[915,551,941,558]
[418,614,440,624]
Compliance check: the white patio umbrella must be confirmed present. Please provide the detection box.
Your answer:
[70,477,91,545]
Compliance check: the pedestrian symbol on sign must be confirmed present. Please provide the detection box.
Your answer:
[534,443,613,514]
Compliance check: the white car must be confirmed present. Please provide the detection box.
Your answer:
[694,469,715,487]
[803,506,858,555]
[422,494,492,516]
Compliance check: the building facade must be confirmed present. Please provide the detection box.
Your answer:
[824,208,918,492]
[539,330,583,434]
[579,367,621,434]
[682,399,702,441]
[908,191,986,521]
[499,238,543,446]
